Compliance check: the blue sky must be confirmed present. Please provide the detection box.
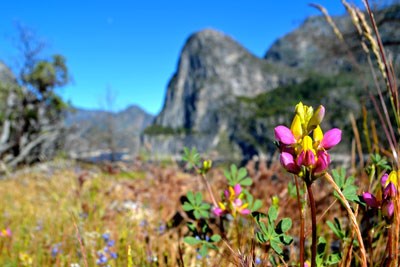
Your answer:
[1,1,354,115]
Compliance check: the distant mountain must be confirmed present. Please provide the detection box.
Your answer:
[64,105,154,158]
[144,5,400,161]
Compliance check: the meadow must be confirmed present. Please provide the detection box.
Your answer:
[0,1,400,266]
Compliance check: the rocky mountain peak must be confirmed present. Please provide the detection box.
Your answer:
[154,28,292,133]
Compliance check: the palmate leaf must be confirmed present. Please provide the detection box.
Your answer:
[224,164,253,186]
[332,168,359,203]
[182,147,201,170]
[182,191,210,219]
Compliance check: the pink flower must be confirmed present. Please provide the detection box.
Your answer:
[382,201,394,218]
[233,184,242,196]
[274,126,296,145]
[296,150,315,167]
[320,128,342,150]
[280,152,300,174]
[362,192,379,208]
[313,151,330,175]
[384,182,397,198]
[213,207,225,217]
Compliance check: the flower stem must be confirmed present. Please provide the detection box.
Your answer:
[306,182,317,267]
[294,175,305,267]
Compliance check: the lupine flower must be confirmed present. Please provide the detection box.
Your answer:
[274,102,341,181]
[213,184,251,218]
[363,170,398,219]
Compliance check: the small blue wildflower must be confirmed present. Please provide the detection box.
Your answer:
[102,233,110,242]
[158,224,166,234]
[96,253,108,265]
[107,240,115,247]
[255,257,262,265]
[110,252,118,259]
[51,244,61,258]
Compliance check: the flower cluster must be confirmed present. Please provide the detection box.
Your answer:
[274,102,341,182]
[213,184,251,218]
[96,233,118,265]
[363,171,398,219]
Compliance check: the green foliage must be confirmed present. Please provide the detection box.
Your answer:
[182,191,210,219]
[224,164,252,186]
[183,222,221,258]
[366,153,391,178]
[327,218,345,240]
[242,189,263,212]
[23,54,69,93]
[143,124,191,136]
[315,236,341,266]
[332,168,359,203]
[287,181,304,199]
[182,147,201,170]
[236,74,355,118]
[255,206,293,255]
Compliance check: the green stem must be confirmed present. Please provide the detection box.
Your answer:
[294,175,305,267]
[306,182,317,267]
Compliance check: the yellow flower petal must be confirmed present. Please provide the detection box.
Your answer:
[313,125,324,143]
[291,114,303,140]
[388,170,398,186]
[302,136,314,151]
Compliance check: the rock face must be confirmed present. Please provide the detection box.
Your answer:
[155,29,294,132]
[265,16,352,73]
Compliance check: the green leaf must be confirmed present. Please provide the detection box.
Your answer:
[237,167,247,180]
[200,203,211,210]
[327,253,341,265]
[199,244,208,257]
[193,210,201,220]
[184,236,202,245]
[256,232,267,243]
[230,165,237,180]
[280,234,293,245]
[270,239,283,255]
[252,211,267,222]
[251,199,263,212]
[277,218,292,233]
[268,206,278,223]
[258,221,268,236]
[198,210,209,219]
[182,202,194,211]
[195,192,202,205]
[187,222,196,232]
[327,221,342,239]
[210,234,221,242]
[187,191,195,204]
[240,177,253,186]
